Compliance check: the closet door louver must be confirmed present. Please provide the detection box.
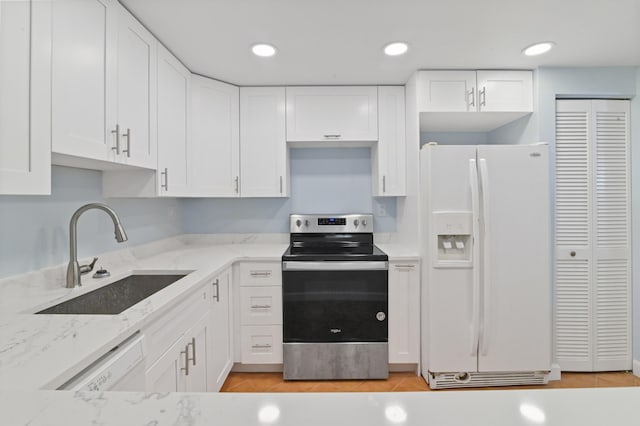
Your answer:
[593,102,631,371]
[555,101,592,371]
[554,99,631,372]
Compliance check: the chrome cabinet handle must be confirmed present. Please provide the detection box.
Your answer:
[252,344,272,349]
[121,128,131,158]
[468,87,475,107]
[180,346,189,376]
[323,134,341,139]
[251,304,271,309]
[234,176,239,193]
[250,271,272,277]
[479,87,486,107]
[111,124,120,155]
[161,168,168,191]
[394,264,415,270]
[189,337,196,366]
[382,175,386,193]
[213,278,220,302]
[279,176,283,194]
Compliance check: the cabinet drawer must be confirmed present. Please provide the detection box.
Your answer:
[143,282,211,366]
[238,262,282,287]
[240,286,282,325]
[240,325,283,364]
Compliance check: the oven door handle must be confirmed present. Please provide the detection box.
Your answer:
[282,261,388,271]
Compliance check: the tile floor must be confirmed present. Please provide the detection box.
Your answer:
[220,371,640,393]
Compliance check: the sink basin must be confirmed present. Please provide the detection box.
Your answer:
[36,274,188,315]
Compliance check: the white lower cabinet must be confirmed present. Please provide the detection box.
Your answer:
[240,325,283,364]
[235,261,283,366]
[145,311,209,392]
[207,268,233,391]
[143,272,234,393]
[145,334,188,392]
[388,261,420,364]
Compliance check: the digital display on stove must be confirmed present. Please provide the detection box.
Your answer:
[318,217,346,226]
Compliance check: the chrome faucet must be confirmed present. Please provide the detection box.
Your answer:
[66,203,128,288]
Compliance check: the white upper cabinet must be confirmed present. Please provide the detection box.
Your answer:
[419,70,477,112]
[115,4,157,169]
[373,86,406,196]
[240,87,288,197]
[190,75,240,197]
[51,0,118,162]
[157,45,190,196]
[0,0,51,195]
[418,70,533,132]
[476,70,533,113]
[286,86,378,143]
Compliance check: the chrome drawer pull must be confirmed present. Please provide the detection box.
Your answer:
[250,271,272,277]
[251,304,271,309]
[252,344,272,349]
[394,264,415,269]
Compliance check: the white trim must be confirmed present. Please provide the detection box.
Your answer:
[633,359,640,377]
[549,363,562,381]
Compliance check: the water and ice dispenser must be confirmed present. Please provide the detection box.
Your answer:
[432,211,473,266]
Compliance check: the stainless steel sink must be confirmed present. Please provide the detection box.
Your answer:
[36,274,188,315]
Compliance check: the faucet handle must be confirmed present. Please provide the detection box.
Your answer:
[79,257,98,275]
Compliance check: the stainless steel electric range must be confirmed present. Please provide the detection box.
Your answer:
[281,214,389,380]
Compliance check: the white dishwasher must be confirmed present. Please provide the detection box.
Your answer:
[59,333,146,391]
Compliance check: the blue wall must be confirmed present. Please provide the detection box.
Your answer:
[182,148,397,234]
[0,166,182,279]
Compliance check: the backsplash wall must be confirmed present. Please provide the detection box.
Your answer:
[0,166,182,279]
[181,148,397,234]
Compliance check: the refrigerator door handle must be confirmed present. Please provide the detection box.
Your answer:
[469,159,481,355]
[479,158,491,356]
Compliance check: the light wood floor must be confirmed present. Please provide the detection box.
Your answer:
[220,371,640,393]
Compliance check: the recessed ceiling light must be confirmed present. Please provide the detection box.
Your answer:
[251,43,277,57]
[522,41,555,56]
[384,42,409,56]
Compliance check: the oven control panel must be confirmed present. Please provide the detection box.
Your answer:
[290,214,373,233]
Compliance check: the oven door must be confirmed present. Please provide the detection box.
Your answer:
[282,261,388,343]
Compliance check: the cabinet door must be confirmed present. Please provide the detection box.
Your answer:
[184,313,209,392]
[208,269,233,391]
[286,86,378,141]
[116,4,157,169]
[0,0,51,195]
[145,337,187,392]
[418,70,476,112]
[190,76,240,197]
[477,70,533,112]
[373,86,406,196]
[388,262,420,364]
[157,45,190,196]
[240,87,288,197]
[51,0,117,161]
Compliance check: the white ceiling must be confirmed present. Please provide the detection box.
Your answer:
[120,0,640,86]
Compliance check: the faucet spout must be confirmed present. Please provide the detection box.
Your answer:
[66,203,128,288]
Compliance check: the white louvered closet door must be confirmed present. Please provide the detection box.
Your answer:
[554,99,631,372]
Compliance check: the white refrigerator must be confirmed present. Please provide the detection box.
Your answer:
[420,143,551,389]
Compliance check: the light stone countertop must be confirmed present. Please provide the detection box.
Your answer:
[0,234,638,425]
[0,234,419,391]
[2,387,640,425]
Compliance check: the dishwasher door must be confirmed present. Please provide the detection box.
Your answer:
[59,333,146,392]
